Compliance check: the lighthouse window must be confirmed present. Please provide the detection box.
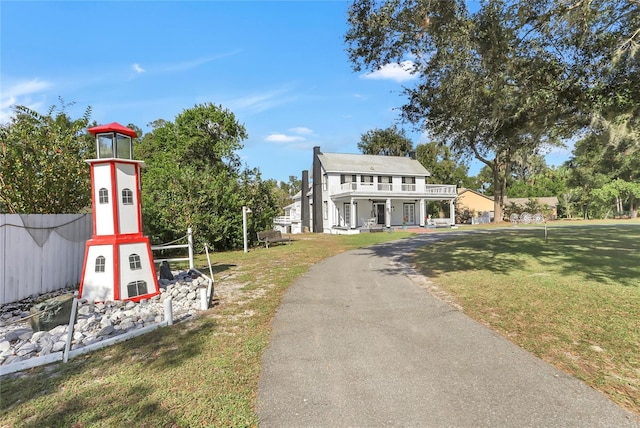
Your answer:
[122,188,133,205]
[95,256,106,273]
[98,188,109,204]
[129,254,142,270]
[127,280,148,297]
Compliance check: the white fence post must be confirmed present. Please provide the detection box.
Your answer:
[150,228,194,269]
[187,227,194,270]
[164,297,173,326]
[63,291,79,363]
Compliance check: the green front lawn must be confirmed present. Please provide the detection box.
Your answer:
[413,224,640,414]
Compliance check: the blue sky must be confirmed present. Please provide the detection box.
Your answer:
[1,1,570,184]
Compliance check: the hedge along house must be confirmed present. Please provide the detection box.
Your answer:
[79,123,160,302]
[311,147,458,233]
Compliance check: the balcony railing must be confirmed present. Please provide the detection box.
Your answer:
[273,216,292,224]
[424,184,458,195]
[335,182,456,196]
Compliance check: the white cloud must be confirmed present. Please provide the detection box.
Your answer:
[265,133,305,143]
[361,60,417,83]
[229,86,297,114]
[4,78,51,97]
[133,63,146,73]
[161,51,241,73]
[289,127,313,135]
[0,78,52,124]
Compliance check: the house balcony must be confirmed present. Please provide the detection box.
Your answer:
[330,183,457,200]
[273,215,292,225]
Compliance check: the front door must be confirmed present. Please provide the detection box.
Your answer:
[403,203,415,225]
[375,203,385,225]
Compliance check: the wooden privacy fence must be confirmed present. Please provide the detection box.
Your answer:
[0,214,92,305]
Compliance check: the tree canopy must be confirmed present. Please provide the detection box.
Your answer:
[357,125,413,156]
[0,101,93,213]
[345,0,639,222]
[415,141,468,187]
[137,103,279,251]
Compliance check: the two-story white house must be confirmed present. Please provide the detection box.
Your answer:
[276,147,458,234]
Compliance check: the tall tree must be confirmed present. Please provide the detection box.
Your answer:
[357,125,413,156]
[415,141,468,186]
[346,1,582,222]
[415,141,469,217]
[138,103,278,250]
[0,101,92,213]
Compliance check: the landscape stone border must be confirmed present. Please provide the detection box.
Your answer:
[0,270,207,372]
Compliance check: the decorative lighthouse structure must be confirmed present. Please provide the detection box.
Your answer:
[79,122,160,302]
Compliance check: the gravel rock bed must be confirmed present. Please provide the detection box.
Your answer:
[0,270,208,367]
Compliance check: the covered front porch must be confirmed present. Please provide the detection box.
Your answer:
[329,196,456,234]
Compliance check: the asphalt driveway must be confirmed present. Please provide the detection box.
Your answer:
[257,234,639,427]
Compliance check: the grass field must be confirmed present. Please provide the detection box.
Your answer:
[1,222,638,426]
[0,231,413,427]
[412,223,640,414]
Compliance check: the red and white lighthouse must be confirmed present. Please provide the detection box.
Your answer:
[79,122,160,302]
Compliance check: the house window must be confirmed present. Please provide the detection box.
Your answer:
[401,176,416,191]
[129,254,142,270]
[341,174,356,183]
[122,188,133,205]
[323,174,328,191]
[360,175,374,185]
[343,203,351,227]
[98,188,109,204]
[403,203,416,224]
[341,174,357,190]
[378,176,392,191]
[323,201,328,220]
[95,256,106,273]
[127,280,148,297]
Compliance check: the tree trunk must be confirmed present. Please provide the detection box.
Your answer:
[631,196,638,218]
[492,161,505,223]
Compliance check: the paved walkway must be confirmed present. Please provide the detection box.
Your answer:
[257,234,639,427]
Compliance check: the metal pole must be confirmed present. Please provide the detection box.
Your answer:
[545,222,548,241]
[205,244,214,302]
[187,227,194,270]
[243,206,249,253]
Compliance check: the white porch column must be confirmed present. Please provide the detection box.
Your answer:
[419,199,426,227]
[385,198,391,228]
[350,198,356,229]
[449,199,456,226]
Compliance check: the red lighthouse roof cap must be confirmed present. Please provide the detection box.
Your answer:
[88,122,137,138]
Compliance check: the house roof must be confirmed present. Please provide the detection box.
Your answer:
[457,187,494,201]
[505,197,559,207]
[88,122,138,138]
[317,152,430,176]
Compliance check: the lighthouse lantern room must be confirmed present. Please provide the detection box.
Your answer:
[79,122,160,302]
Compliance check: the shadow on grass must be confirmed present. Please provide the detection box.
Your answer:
[363,225,640,288]
[0,318,217,425]
[18,383,175,428]
[205,263,237,275]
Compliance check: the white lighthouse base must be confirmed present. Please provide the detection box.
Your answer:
[80,237,160,303]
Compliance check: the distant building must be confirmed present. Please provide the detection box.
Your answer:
[276,147,458,234]
[505,197,559,219]
[456,188,495,224]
